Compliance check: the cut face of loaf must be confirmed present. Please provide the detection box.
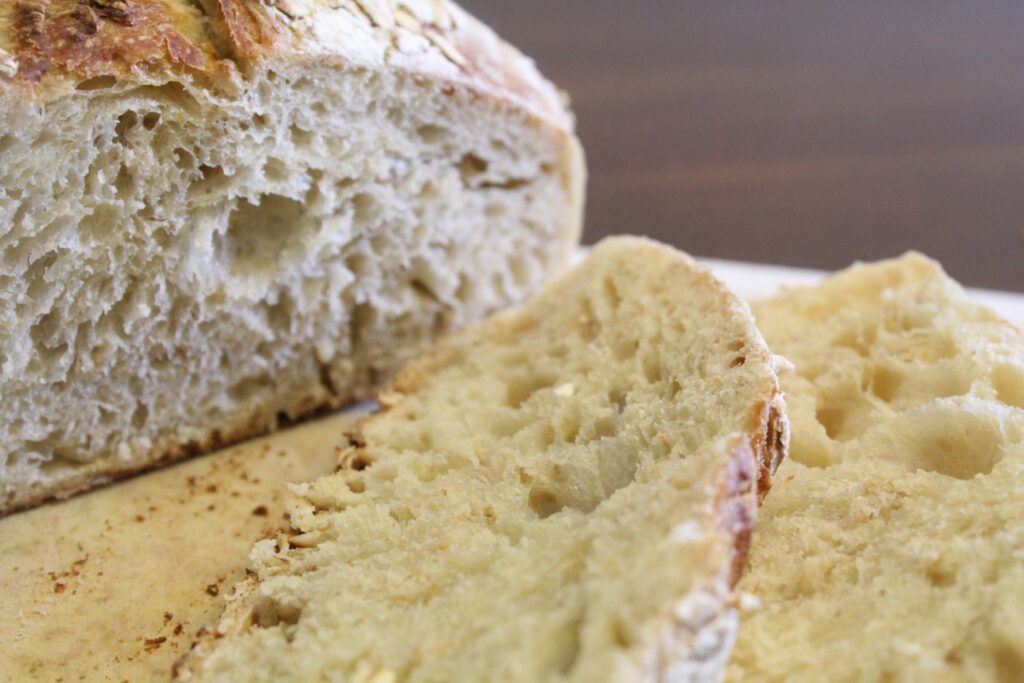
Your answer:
[175,237,787,683]
[728,254,1024,682]
[0,0,584,512]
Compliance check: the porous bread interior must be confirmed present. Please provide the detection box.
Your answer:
[186,237,781,683]
[728,254,1024,682]
[0,62,581,511]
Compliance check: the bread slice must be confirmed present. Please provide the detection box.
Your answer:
[174,237,787,682]
[727,254,1024,682]
[0,0,584,513]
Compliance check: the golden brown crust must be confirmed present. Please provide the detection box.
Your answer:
[0,0,572,130]
[4,0,213,91]
[745,392,788,501]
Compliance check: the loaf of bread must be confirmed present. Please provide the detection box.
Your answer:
[728,254,1024,682]
[0,0,584,512]
[175,237,787,682]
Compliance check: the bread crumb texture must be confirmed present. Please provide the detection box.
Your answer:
[0,0,584,512]
[177,237,785,683]
[728,253,1024,683]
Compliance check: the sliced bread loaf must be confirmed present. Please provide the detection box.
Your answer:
[175,236,787,683]
[0,0,584,512]
[727,254,1024,682]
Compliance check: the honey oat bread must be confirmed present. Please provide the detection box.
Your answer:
[175,237,787,683]
[727,254,1024,682]
[0,0,584,513]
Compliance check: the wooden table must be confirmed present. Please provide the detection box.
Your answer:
[465,1,1024,291]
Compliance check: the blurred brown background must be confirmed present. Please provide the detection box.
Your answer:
[465,1,1024,291]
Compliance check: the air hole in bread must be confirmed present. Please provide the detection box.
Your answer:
[528,487,564,519]
[729,356,747,368]
[816,404,849,441]
[667,379,683,399]
[535,423,556,448]
[834,329,870,357]
[418,181,439,200]
[113,165,133,200]
[558,413,581,443]
[888,407,1005,479]
[99,406,117,429]
[608,388,627,412]
[925,561,955,588]
[289,124,313,147]
[253,597,301,629]
[990,638,1024,676]
[113,111,138,145]
[29,310,62,350]
[410,278,439,303]
[187,164,227,197]
[142,112,161,130]
[505,372,556,408]
[352,193,376,225]
[227,374,275,403]
[611,618,633,647]
[221,194,311,279]
[509,255,533,289]
[416,124,447,144]
[894,331,958,364]
[642,354,662,383]
[870,365,903,403]
[131,404,149,430]
[592,415,617,438]
[455,275,474,304]
[263,157,288,182]
[389,506,414,523]
[611,338,638,362]
[76,75,118,91]
[993,364,1024,410]
[346,478,365,494]
[173,147,194,170]
[457,153,488,182]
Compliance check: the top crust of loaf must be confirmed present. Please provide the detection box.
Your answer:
[0,0,571,129]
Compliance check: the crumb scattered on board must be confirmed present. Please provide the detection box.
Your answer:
[0,409,365,681]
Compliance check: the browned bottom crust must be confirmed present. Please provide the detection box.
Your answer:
[0,385,377,517]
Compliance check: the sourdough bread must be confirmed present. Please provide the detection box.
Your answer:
[0,0,584,512]
[175,237,787,683]
[728,254,1024,682]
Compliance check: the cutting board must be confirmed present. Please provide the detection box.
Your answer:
[2,259,1021,682]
